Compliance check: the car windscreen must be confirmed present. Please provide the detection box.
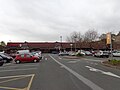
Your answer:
[103,52,109,54]
[0,53,7,57]
[0,56,3,59]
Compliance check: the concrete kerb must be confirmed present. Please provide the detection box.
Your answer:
[101,60,120,70]
[62,56,120,70]
[62,56,83,59]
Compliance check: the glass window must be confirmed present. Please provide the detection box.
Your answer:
[26,54,30,58]
[21,55,24,58]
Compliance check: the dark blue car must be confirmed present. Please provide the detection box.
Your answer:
[0,53,13,63]
[0,56,4,66]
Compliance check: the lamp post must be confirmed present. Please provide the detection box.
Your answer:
[106,32,113,60]
[19,44,22,49]
[70,44,73,52]
[74,36,77,52]
[110,33,114,60]
[110,35,115,60]
[60,36,62,52]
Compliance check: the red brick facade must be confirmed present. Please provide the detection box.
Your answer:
[7,41,120,53]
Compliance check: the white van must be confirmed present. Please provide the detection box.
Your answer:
[16,50,30,54]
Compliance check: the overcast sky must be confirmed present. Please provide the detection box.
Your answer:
[0,0,120,42]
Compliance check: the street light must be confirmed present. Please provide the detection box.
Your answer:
[19,44,22,47]
[106,32,114,60]
[60,36,62,52]
[70,44,73,52]
[74,36,77,52]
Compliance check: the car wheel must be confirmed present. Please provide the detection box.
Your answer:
[40,57,42,60]
[7,60,10,63]
[106,56,109,58]
[33,59,37,63]
[16,60,20,64]
[4,60,7,63]
[0,63,3,66]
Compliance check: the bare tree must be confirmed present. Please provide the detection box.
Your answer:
[66,31,83,42]
[83,29,99,50]
[66,31,78,42]
[66,31,83,50]
[99,34,106,40]
[83,29,98,42]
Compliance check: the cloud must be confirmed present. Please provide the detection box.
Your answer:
[0,0,120,42]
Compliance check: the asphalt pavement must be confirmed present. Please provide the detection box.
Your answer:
[0,54,120,90]
[0,62,38,90]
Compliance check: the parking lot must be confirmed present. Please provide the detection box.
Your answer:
[0,62,39,90]
[0,53,120,90]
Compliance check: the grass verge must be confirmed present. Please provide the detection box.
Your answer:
[108,59,120,65]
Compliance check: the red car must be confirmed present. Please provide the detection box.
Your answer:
[15,54,40,64]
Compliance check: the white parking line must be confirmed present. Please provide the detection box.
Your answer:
[67,61,79,63]
[3,63,12,66]
[0,63,39,69]
[49,55,103,90]
[86,66,120,79]
[8,65,38,67]
[2,64,39,68]
[59,57,62,59]
[0,68,37,72]
[83,58,102,62]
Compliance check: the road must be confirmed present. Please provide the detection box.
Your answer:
[0,54,120,90]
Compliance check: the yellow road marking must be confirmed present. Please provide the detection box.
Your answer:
[0,86,22,90]
[0,76,27,84]
[27,74,35,90]
[0,74,35,90]
[0,74,34,79]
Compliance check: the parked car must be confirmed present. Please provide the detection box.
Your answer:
[68,51,76,56]
[0,56,4,66]
[0,53,13,63]
[16,50,30,54]
[85,51,92,56]
[51,51,59,54]
[59,52,69,56]
[113,51,120,57]
[94,51,109,58]
[9,53,17,58]
[76,50,85,55]
[15,54,40,64]
[31,51,42,59]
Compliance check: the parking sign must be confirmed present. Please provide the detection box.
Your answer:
[106,32,111,44]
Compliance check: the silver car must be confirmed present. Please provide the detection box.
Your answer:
[94,51,109,58]
[113,51,120,57]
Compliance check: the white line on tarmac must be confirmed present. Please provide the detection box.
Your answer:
[86,66,120,79]
[59,57,62,59]
[0,68,37,72]
[2,64,38,68]
[3,63,12,66]
[83,58,102,62]
[49,55,104,90]
[67,61,79,63]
